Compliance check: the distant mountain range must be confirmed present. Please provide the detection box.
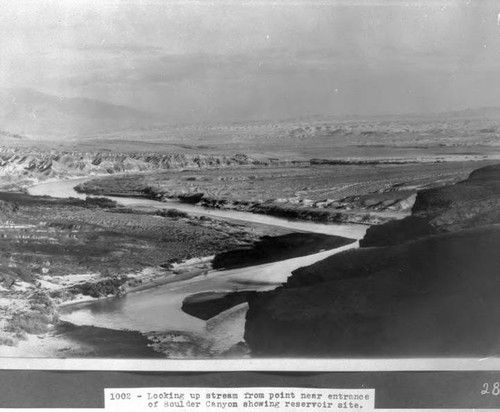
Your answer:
[0,88,163,140]
[1,87,500,146]
[437,106,500,119]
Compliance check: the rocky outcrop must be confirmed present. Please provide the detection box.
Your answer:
[195,190,416,220]
[196,198,393,225]
[361,164,500,247]
[244,164,500,357]
[65,276,129,299]
[0,264,35,288]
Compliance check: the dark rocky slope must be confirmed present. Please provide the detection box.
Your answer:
[181,233,356,321]
[182,291,253,321]
[361,164,500,247]
[245,164,500,357]
[212,233,355,270]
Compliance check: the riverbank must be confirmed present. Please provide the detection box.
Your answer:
[75,160,500,227]
[244,163,500,357]
[0,185,270,354]
[0,255,223,358]
[180,232,358,321]
[1,175,366,357]
[9,157,469,358]
[58,240,361,358]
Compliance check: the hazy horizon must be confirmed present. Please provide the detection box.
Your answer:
[2,0,500,125]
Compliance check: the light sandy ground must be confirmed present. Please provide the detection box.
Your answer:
[0,327,81,358]
[205,303,249,355]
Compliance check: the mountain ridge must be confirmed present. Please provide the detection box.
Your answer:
[0,87,162,139]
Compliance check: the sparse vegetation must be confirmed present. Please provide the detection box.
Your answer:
[157,208,189,219]
[8,311,52,336]
[0,187,264,348]
[1,128,499,357]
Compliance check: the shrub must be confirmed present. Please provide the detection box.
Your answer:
[157,208,189,219]
[8,311,52,336]
[0,333,18,347]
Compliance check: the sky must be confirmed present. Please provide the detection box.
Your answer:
[1,0,500,124]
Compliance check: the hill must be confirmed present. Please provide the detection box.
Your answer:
[0,88,160,140]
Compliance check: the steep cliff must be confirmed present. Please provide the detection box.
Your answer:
[245,164,500,357]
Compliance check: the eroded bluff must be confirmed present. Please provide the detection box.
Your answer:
[0,148,265,189]
[244,164,500,356]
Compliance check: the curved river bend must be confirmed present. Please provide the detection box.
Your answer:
[28,177,367,357]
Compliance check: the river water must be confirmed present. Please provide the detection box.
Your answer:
[28,177,367,357]
[28,177,367,237]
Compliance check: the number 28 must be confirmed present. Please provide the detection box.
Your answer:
[481,382,500,395]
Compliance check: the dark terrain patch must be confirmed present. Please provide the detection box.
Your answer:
[182,291,253,321]
[245,164,500,357]
[212,232,355,270]
[54,322,164,358]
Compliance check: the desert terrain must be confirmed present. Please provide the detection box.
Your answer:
[1,106,500,357]
[3,7,500,412]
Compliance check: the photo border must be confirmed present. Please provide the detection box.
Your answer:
[1,357,500,371]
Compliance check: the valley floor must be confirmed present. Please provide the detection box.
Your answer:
[0,145,498,358]
[0,189,282,353]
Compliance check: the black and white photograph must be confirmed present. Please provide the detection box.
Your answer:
[1,0,500,366]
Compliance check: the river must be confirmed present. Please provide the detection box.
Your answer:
[28,177,367,357]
